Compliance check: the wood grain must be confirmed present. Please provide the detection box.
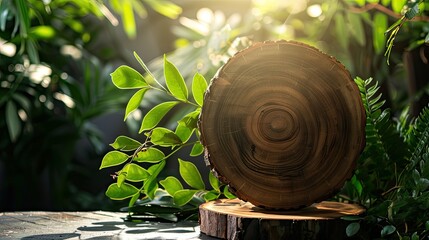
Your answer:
[199,40,366,209]
[199,199,365,239]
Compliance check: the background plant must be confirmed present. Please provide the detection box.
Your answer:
[339,77,429,239]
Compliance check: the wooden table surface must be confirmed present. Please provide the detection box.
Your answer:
[0,211,214,239]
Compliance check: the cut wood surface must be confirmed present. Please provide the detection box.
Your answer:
[199,199,365,240]
[199,40,366,209]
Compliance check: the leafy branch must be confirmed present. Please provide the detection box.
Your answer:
[343,77,429,239]
[99,53,235,221]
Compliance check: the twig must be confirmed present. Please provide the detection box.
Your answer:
[349,3,429,22]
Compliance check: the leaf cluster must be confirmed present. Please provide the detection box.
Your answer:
[341,77,429,239]
[100,54,235,221]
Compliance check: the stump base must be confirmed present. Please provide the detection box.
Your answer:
[199,199,365,240]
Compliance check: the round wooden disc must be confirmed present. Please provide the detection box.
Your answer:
[199,40,366,209]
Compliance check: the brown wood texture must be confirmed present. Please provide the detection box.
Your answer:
[199,199,365,240]
[199,40,366,209]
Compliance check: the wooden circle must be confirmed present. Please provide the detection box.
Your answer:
[199,40,366,209]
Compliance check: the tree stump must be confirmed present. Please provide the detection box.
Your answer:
[199,40,366,209]
[199,199,365,240]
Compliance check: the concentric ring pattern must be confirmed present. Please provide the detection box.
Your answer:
[199,40,366,209]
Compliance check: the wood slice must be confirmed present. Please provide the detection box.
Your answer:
[199,199,365,240]
[199,40,366,209]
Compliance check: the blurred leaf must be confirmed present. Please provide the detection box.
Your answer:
[144,0,182,19]
[106,183,139,200]
[417,178,429,191]
[164,55,188,102]
[381,225,396,237]
[30,25,55,39]
[150,127,182,147]
[122,0,136,38]
[354,0,365,7]
[425,33,429,43]
[175,109,200,142]
[190,142,204,156]
[178,158,205,190]
[110,136,142,151]
[346,222,360,237]
[392,0,407,13]
[192,73,207,107]
[334,13,349,50]
[135,147,165,163]
[373,12,388,54]
[160,176,184,196]
[173,189,198,206]
[140,101,179,132]
[6,101,21,142]
[99,151,129,169]
[347,12,366,46]
[125,88,148,120]
[209,172,220,192]
[111,66,147,89]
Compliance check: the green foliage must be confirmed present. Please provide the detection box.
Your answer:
[340,77,429,238]
[100,55,235,221]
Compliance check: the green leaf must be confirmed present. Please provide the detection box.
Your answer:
[175,110,200,142]
[123,163,150,182]
[381,225,396,237]
[122,0,136,38]
[190,142,204,156]
[111,66,147,89]
[209,172,220,192]
[373,12,388,54]
[204,190,220,201]
[110,136,142,151]
[124,88,148,120]
[99,151,129,169]
[334,13,349,50]
[425,33,429,43]
[346,222,360,237]
[117,171,126,187]
[140,101,179,132]
[164,55,188,102]
[223,186,236,199]
[192,73,207,107]
[354,0,365,6]
[144,161,166,199]
[178,158,205,190]
[392,0,407,13]
[105,183,139,200]
[6,101,21,142]
[150,127,182,147]
[347,13,366,46]
[134,147,165,163]
[30,25,55,39]
[417,178,429,191]
[173,189,198,206]
[129,193,140,208]
[144,0,182,19]
[160,176,184,196]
